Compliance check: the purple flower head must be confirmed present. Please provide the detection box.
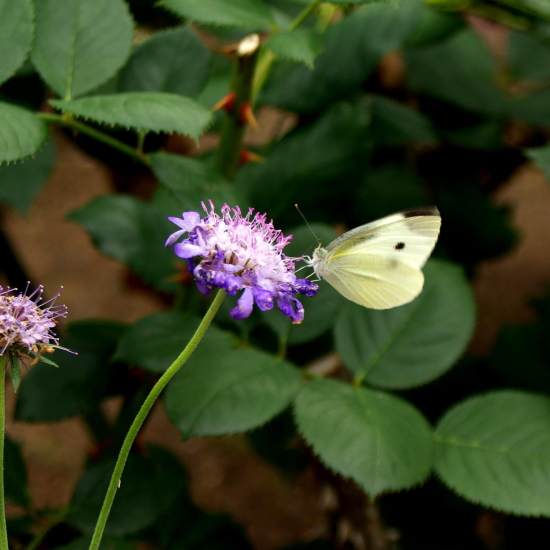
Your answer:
[0,284,68,364]
[166,201,319,323]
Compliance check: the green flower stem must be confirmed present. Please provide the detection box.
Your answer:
[38,113,151,167]
[88,289,226,550]
[252,0,323,101]
[214,34,261,181]
[0,354,8,550]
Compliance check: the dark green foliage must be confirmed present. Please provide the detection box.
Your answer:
[68,446,186,536]
[16,321,127,421]
[69,195,178,293]
[4,437,30,507]
[335,260,475,389]
[117,27,212,98]
[5,0,550,548]
[261,0,423,113]
[165,343,302,437]
[0,140,55,214]
[235,101,371,224]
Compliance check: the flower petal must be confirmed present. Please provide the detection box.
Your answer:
[253,288,275,311]
[295,279,319,297]
[277,293,304,324]
[174,242,206,259]
[230,288,254,320]
[169,212,201,231]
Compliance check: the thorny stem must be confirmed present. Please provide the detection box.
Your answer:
[214,34,261,181]
[0,354,8,550]
[38,113,151,167]
[88,289,226,550]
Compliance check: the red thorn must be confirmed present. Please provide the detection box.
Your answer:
[219,44,238,59]
[239,149,265,166]
[239,103,259,130]
[212,91,236,113]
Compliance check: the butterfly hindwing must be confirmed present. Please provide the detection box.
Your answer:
[323,253,424,309]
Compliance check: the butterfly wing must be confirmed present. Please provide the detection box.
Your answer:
[321,208,441,309]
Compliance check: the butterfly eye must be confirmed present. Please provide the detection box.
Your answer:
[395,242,405,250]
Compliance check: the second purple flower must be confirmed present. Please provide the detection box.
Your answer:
[166,201,318,323]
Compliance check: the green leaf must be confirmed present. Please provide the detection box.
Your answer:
[113,311,235,373]
[404,29,507,116]
[10,358,21,393]
[0,0,33,87]
[508,30,550,81]
[262,224,344,345]
[370,95,437,145]
[508,87,550,126]
[68,446,185,536]
[262,281,341,346]
[51,93,212,140]
[165,345,302,437]
[434,178,516,265]
[4,437,30,507]
[15,325,124,421]
[69,195,178,293]
[0,140,55,214]
[441,118,504,150]
[357,165,430,222]
[32,0,134,99]
[334,260,475,389]
[0,102,50,163]
[159,0,275,28]
[294,379,433,497]
[235,101,370,222]
[56,536,134,550]
[195,53,233,109]
[67,319,129,346]
[266,29,324,68]
[404,4,465,48]
[330,0,397,3]
[435,391,550,516]
[118,27,211,98]
[36,355,60,368]
[262,0,422,113]
[150,152,245,211]
[526,144,550,179]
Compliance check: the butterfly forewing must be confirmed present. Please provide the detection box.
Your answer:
[325,208,441,270]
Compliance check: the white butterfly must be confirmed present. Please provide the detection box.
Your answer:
[306,207,441,309]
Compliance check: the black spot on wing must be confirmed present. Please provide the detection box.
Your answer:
[395,242,405,250]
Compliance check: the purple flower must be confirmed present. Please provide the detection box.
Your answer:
[0,284,68,364]
[166,201,319,323]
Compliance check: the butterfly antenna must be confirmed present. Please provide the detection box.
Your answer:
[295,204,321,246]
